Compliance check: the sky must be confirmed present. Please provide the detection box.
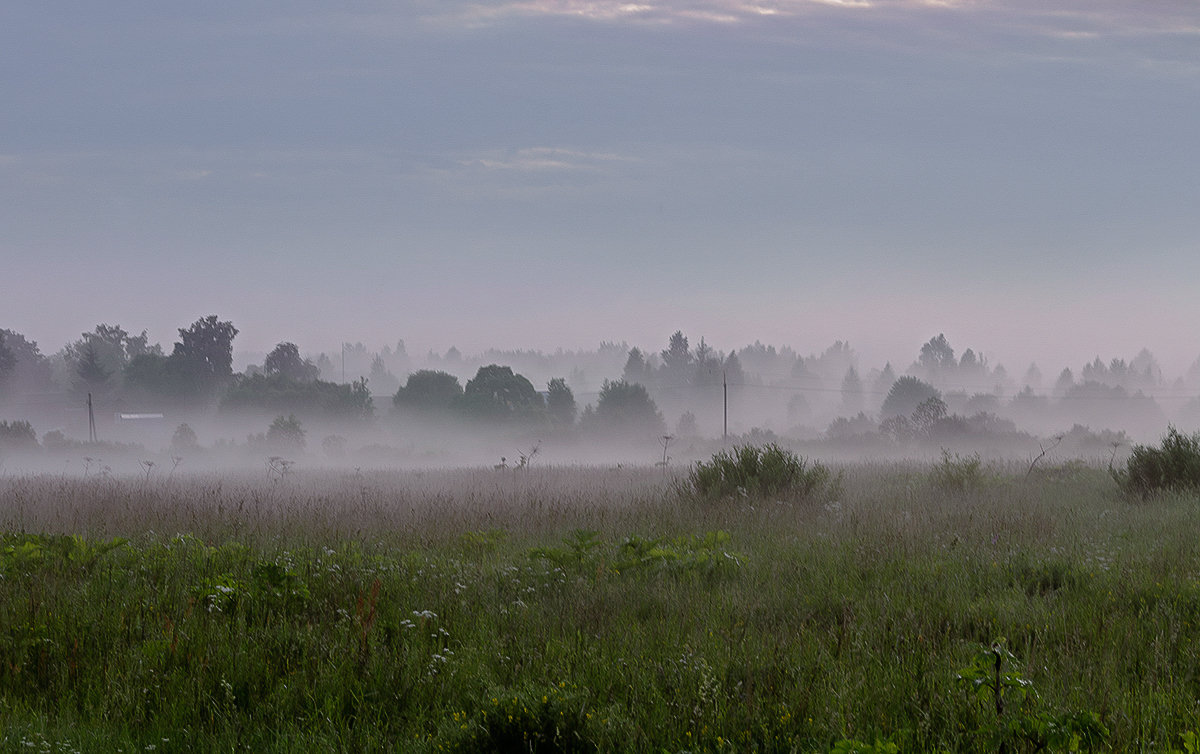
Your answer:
[3,0,1199,376]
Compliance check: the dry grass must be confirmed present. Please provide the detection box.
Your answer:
[0,465,683,544]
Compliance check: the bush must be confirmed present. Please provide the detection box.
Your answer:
[266,414,306,452]
[683,443,836,502]
[170,423,199,454]
[446,684,597,753]
[41,430,79,451]
[930,450,986,492]
[1112,426,1200,498]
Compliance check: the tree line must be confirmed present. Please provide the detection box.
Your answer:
[2,319,1198,446]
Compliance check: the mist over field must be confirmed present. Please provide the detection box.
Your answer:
[1,319,1197,474]
[8,6,1200,750]
[4,3,1198,473]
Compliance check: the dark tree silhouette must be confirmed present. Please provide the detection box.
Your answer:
[660,331,692,385]
[587,379,666,436]
[547,377,577,426]
[622,348,651,384]
[462,365,543,421]
[170,315,239,396]
[0,332,15,387]
[264,342,319,382]
[880,376,939,419]
[393,370,464,414]
[917,333,956,379]
[74,343,113,396]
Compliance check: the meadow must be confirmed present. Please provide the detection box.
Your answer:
[1,456,1199,752]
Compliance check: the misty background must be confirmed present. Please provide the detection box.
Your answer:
[3,2,1198,468]
[4,3,1200,370]
[1,316,1198,471]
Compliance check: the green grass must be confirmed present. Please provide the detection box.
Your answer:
[1,462,1200,751]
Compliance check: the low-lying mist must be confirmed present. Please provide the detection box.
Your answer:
[2,324,1196,477]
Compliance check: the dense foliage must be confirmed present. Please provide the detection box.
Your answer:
[1112,426,1200,498]
[221,374,373,421]
[585,379,665,436]
[461,364,544,422]
[0,420,37,450]
[392,370,464,414]
[880,376,939,419]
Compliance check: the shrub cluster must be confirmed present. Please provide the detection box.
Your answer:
[1112,426,1200,498]
[445,684,598,753]
[683,443,836,502]
[930,450,987,492]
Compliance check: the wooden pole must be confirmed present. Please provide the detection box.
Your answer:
[723,370,727,441]
[87,392,97,443]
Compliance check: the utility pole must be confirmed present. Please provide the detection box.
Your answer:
[722,370,727,441]
[87,392,97,443]
[341,342,346,384]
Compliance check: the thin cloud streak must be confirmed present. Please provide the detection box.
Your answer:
[458,147,638,174]
[422,0,1200,39]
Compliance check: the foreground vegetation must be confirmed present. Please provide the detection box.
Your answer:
[3,456,1200,752]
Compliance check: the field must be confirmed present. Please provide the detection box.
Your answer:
[2,458,1200,752]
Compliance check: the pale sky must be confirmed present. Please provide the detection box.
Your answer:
[3,1,1199,376]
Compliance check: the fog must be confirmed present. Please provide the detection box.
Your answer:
[2,322,1197,477]
[5,3,1198,477]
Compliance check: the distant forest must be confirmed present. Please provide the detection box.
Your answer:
[2,316,1199,458]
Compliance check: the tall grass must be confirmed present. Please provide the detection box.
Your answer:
[0,461,1198,751]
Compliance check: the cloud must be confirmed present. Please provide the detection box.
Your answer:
[457,147,637,174]
[423,0,962,25]
[175,169,214,181]
[397,146,648,205]
[418,0,1200,39]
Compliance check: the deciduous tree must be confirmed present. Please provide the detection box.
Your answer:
[917,333,956,381]
[393,370,464,414]
[170,315,239,397]
[547,377,577,427]
[881,376,939,419]
[0,332,15,388]
[462,365,543,422]
[586,379,666,436]
[264,342,319,382]
[74,344,113,397]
